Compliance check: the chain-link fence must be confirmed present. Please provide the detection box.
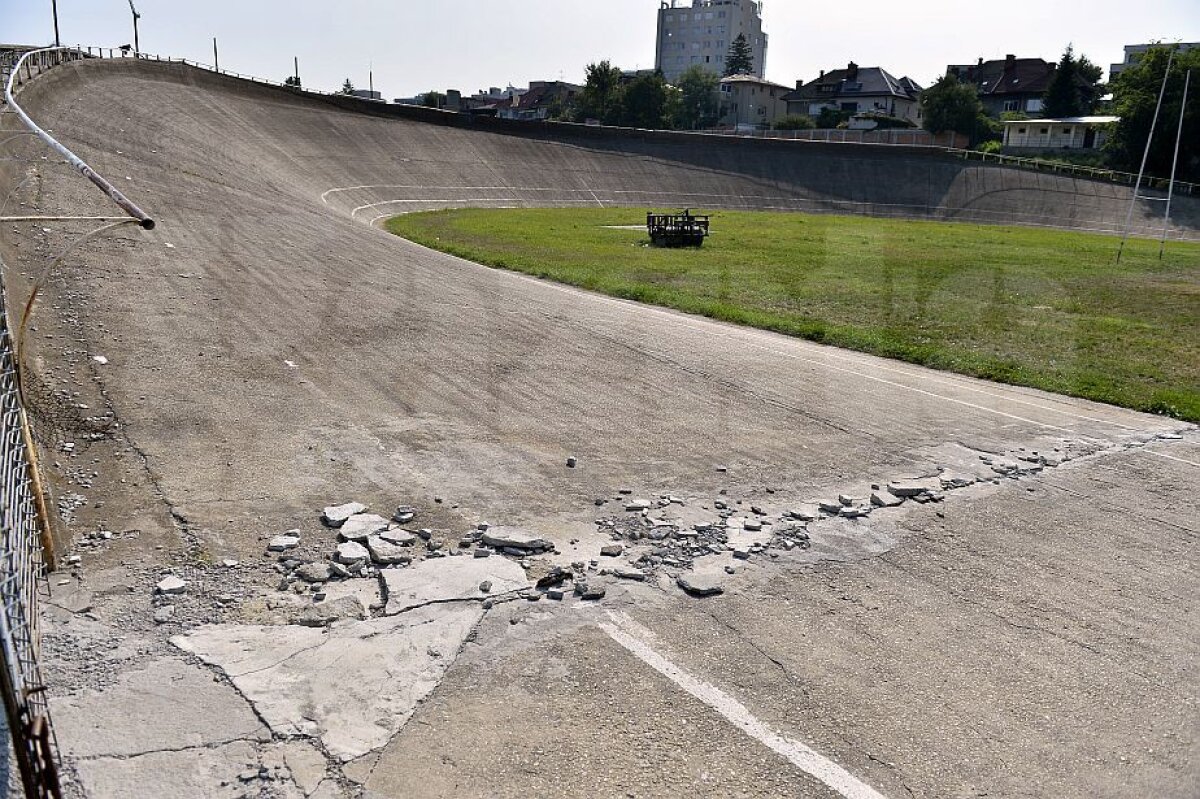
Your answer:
[0,286,60,798]
[1,45,69,799]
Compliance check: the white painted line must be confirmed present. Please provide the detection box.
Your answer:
[1138,449,1200,468]
[600,611,889,799]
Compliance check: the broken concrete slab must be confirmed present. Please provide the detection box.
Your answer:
[74,741,258,799]
[887,479,939,497]
[277,740,329,795]
[155,575,187,595]
[787,504,821,521]
[870,489,905,508]
[172,604,482,761]
[295,562,333,583]
[366,534,412,565]
[268,532,302,552]
[298,595,366,627]
[479,527,552,551]
[322,502,367,527]
[378,528,416,546]
[338,513,391,542]
[335,541,369,564]
[321,576,383,611]
[52,658,268,758]
[382,556,530,615]
[677,573,725,597]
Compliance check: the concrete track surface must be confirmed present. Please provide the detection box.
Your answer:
[1,59,1197,799]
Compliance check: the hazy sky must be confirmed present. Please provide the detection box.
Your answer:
[5,1,1198,97]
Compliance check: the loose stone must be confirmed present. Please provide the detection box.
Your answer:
[322,502,367,527]
[156,576,187,595]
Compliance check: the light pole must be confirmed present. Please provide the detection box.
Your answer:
[51,0,61,47]
[126,0,141,55]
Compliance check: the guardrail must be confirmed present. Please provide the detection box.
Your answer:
[949,148,1197,196]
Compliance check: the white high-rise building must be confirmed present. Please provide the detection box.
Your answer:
[655,0,768,85]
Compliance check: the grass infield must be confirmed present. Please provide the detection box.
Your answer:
[386,209,1200,422]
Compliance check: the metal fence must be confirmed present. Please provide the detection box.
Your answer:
[0,45,152,799]
[0,291,59,799]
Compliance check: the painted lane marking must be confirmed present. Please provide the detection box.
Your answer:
[1138,449,1200,469]
[600,611,889,799]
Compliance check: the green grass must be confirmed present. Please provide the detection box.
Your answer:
[385,208,1200,422]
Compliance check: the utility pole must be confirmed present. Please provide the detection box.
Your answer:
[51,0,61,47]
[294,56,300,86]
[213,37,219,70]
[127,0,141,55]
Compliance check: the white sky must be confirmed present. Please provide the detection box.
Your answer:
[4,1,1197,97]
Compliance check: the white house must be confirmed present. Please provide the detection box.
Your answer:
[1001,116,1118,152]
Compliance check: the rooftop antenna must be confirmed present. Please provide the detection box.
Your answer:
[126,0,142,55]
[1116,49,1173,265]
[1159,68,1191,260]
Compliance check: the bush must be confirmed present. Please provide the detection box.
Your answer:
[774,115,815,130]
[976,140,1002,154]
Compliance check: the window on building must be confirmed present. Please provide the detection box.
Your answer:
[1039,128,1049,134]
[1017,127,1026,134]
[841,102,858,111]
[1003,100,1019,112]
[1062,128,1071,134]
[1027,99,1044,112]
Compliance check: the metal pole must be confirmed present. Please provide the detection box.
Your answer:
[294,56,299,85]
[51,0,61,47]
[1160,69,1190,259]
[1117,50,1173,264]
[133,16,140,54]
[213,37,218,71]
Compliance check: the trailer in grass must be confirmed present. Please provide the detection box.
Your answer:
[647,209,709,247]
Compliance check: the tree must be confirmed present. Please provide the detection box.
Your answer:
[619,72,672,129]
[1043,46,1084,117]
[920,74,993,144]
[340,78,355,95]
[675,65,721,129]
[1106,45,1200,181]
[422,91,446,109]
[724,34,754,77]
[578,60,624,124]
[1043,46,1106,116]
[284,75,302,89]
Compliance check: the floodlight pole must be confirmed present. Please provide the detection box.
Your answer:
[1159,69,1191,260]
[213,37,219,71]
[51,0,61,47]
[127,0,141,55]
[1116,50,1173,265]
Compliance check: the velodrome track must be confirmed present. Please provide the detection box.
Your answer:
[2,58,1198,798]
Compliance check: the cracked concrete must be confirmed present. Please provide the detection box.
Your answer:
[7,58,1197,799]
[172,604,484,762]
[51,658,269,759]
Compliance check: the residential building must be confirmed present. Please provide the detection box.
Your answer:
[494,81,581,121]
[718,74,789,128]
[781,63,923,125]
[1001,116,1118,152]
[655,0,767,84]
[1110,42,1198,79]
[946,55,1064,117]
